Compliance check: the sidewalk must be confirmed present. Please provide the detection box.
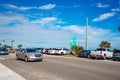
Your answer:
[0,63,25,80]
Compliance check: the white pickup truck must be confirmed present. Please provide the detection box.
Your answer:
[90,48,113,59]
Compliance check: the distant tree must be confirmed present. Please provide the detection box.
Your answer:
[113,48,118,52]
[17,44,23,49]
[71,45,84,55]
[2,40,5,47]
[3,45,11,48]
[99,41,111,48]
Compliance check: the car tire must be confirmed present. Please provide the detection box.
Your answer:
[95,56,98,59]
[87,54,90,59]
[103,54,106,60]
[25,56,28,62]
[40,59,43,62]
[61,52,64,55]
[113,59,116,61]
[16,55,19,60]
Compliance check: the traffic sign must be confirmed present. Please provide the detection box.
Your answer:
[70,37,76,46]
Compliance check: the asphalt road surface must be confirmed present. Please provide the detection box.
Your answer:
[0,54,120,80]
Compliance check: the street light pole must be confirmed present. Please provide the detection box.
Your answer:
[86,17,88,50]
[81,14,88,50]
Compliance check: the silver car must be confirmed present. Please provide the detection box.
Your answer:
[16,48,43,62]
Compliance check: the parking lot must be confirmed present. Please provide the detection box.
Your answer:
[0,54,120,80]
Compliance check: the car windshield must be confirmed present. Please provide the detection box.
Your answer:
[97,48,106,51]
[26,49,37,53]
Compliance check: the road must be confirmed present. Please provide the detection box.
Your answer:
[0,54,120,80]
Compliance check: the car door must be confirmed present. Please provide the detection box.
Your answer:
[17,49,23,59]
[20,49,26,59]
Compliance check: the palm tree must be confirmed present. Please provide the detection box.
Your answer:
[99,41,111,48]
[11,40,14,48]
[2,40,6,48]
[17,44,23,49]
[99,41,106,48]
[71,45,84,55]
[105,42,111,48]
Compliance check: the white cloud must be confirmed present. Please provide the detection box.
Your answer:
[4,4,34,10]
[97,3,109,8]
[63,25,110,37]
[111,8,120,12]
[0,13,28,25]
[0,25,69,48]
[62,25,120,49]
[32,17,57,24]
[92,12,116,22]
[63,25,85,35]
[5,4,17,8]
[39,4,56,10]
[0,13,69,48]
[4,4,56,10]
[32,17,65,26]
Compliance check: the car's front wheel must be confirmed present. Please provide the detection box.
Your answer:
[103,54,106,60]
[16,55,19,60]
[61,52,64,55]
[87,54,90,59]
[40,59,43,62]
[25,56,28,62]
[113,59,116,61]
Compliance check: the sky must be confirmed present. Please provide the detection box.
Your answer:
[0,0,120,49]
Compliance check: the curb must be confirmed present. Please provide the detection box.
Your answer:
[0,63,26,80]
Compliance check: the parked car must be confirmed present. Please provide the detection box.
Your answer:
[91,48,113,59]
[78,50,91,58]
[56,48,71,55]
[113,50,120,61]
[42,48,50,54]
[48,48,58,55]
[0,48,9,55]
[35,48,44,53]
[16,48,43,62]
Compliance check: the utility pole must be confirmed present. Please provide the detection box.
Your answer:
[86,17,88,50]
[81,14,88,50]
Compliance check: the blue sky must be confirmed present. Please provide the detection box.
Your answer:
[0,0,120,49]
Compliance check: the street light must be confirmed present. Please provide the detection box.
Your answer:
[86,17,88,50]
[81,14,88,50]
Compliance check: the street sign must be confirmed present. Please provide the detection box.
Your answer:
[70,37,76,46]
